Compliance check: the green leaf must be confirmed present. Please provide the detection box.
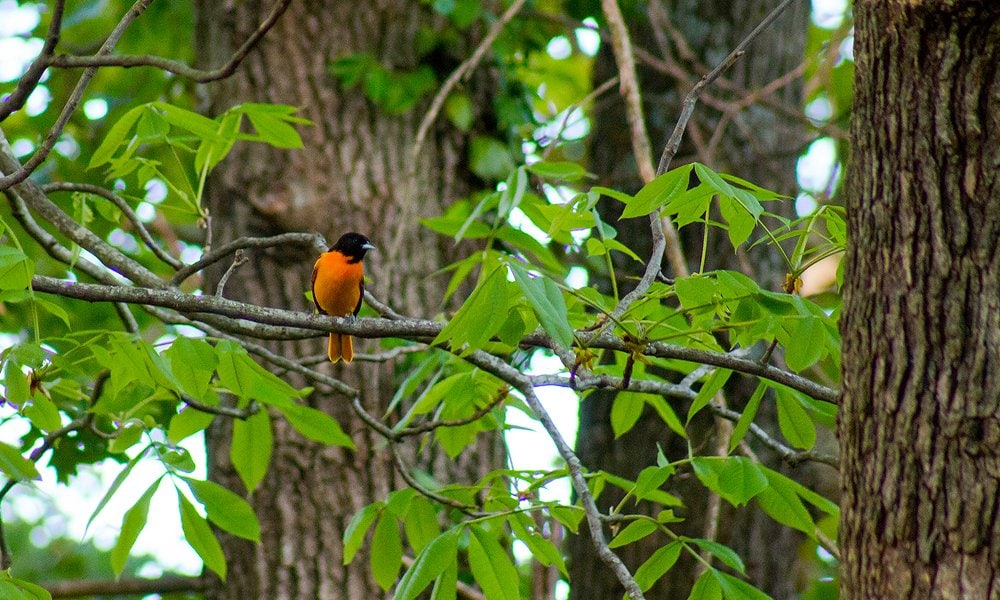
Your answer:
[621,164,692,219]
[429,556,458,600]
[246,110,303,149]
[402,497,439,554]
[608,519,658,548]
[153,102,224,140]
[469,136,515,181]
[444,92,474,131]
[632,465,676,502]
[688,569,722,600]
[526,160,587,182]
[591,185,634,205]
[231,410,272,493]
[728,381,767,452]
[178,491,227,580]
[371,511,403,591]
[3,362,30,406]
[265,396,354,449]
[24,393,62,435]
[89,105,144,169]
[434,262,511,353]
[693,163,736,198]
[468,525,519,600]
[610,392,644,439]
[0,441,39,481]
[755,469,815,537]
[634,542,681,592]
[713,571,772,600]
[644,395,688,438]
[510,264,574,350]
[783,315,826,371]
[395,528,460,600]
[691,456,768,507]
[508,514,567,576]
[776,389,816,450]
[0,246,33,290]
[343,503,382,564]
[164,337,218,400]
[184,478,261,541]
[687,369,732,423]
[111,478,160,576]
[549,504,585,533]
[168,407,216,444]
[688,538,746,574]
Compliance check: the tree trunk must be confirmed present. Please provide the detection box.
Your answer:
[193,2,500,597]
[840,1,1000,598]
[572,1,814,598]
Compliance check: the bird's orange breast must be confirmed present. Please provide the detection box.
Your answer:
[312,251,364,317]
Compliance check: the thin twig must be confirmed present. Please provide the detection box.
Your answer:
[0,0,66,122]
[4,185,140,332]
[0,0,155,191]
[215,249,248,298]
[410,0,527,161]
[45,0,292,83]
[655,0,800,174]
[388,439,485,516]
[171,232,325,285]
[395,388,507,438]
[42,182,183,270]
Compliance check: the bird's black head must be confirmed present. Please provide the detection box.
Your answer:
[330,232,375,262]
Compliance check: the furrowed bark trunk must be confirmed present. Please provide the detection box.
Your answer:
[840,1,1000,598]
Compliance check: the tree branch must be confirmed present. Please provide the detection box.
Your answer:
[28,275,838,403]
[43,575,206,598]
[0,0,155,190]
[44,0,292,83]
[0,0,66,122]
[41,182,183,270]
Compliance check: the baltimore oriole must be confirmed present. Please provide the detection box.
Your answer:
[311,232,375,363]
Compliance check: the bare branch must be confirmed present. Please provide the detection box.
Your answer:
[43,575,206,598]
[29,275,838,403]
[44,0,293,83]
[0,0,66,122]
[655,0,801,174]
[42,182,183,270]
[411,0,527,161]
[215,249,248,298]
[0,0,155,191]
[171,232,325,285]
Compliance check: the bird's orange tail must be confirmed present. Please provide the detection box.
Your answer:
[328,333,354,364]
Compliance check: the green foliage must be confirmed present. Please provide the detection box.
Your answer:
[0,1,853,597]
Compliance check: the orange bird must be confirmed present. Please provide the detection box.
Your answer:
[311,232,375,363]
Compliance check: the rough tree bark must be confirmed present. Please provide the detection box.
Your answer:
[840,1,1000,598]
[192,2,501,597]
[571,1,816,598]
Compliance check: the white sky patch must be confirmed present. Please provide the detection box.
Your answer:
[0,0,39,36]
[811,0,847,29]
[0,37,42,82]
[136,201,157,223]
[11,138,34,156]
[795,192,819,217]
[566,266,588,289]
[144,178,168,203]
[546,36,572,60]
[505,352,579,505]
[805,95,833,123]
[83,98,109,120]
[575,19,600,56]
[24,85,49,116]
[54,134,80,159]
[797,137,836,194]
[508,207,549,244]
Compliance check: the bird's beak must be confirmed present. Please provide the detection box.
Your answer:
[363,242,376,252]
